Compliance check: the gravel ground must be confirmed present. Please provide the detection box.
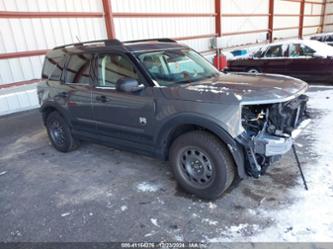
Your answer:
[0,86,332,243]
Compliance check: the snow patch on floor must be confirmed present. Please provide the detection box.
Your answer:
[136,182,161,192]
[248,89,333,242]
[206,224,260,242]
[208,202,217,209]
[205,89,333,242]
[144,232,156,237]
[174,234,184,241]
[202,218,218,226]
[150,218,160,227]
[229,223,251,233]
[61,212,71,217]
[0,171,7,176]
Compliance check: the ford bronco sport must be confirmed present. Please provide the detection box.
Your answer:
[38,38,308,199]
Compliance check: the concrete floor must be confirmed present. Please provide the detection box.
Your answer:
[0,86,331,243]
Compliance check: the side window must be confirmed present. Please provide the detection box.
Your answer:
[327,35,333,42]
[289,44,302,57]
[264,45,283,58]
[253,47,265,58]
[96,54,139,88]
[302,45,315,56]
[42,55,66,81]
[65,54,93,84]
[289,44,315,57]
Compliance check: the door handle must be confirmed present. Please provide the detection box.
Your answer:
[96,95,108,103]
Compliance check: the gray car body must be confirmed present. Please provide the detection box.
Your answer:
[160,72,308,137]
[38,40,308,179]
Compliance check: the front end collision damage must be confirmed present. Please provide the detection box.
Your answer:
[159,74,309,179]
[236,94,309,178]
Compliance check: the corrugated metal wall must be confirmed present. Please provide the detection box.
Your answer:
[0,0,331,86]
[273,0,325,39]
[0,84,39,115]
[111,0,215,55]
[0,0,106,84]
[220,0,269,48]
[303,0,325,36]
[324,2,333,32]
[273,0,301,39]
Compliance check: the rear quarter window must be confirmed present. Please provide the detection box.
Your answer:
[65,54,93,84]
[42,55,66,81]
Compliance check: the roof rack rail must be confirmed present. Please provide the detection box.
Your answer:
[123,38,177,44]
[54,39,123,49]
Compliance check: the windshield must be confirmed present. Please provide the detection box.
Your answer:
[136,49,219,86]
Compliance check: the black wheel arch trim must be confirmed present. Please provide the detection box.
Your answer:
[156,113,247,178]
[40,103,72,127]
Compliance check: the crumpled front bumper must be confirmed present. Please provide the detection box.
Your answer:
[253,133,293,157]
[236,118,310,177]
[252,118,311,157]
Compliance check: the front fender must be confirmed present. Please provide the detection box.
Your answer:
[156,113,246,178]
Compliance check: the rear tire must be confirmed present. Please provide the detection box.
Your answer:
[46,112,79,152]
[169,131,235,200]
[247,67,261,74]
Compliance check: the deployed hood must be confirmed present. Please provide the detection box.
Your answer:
[161,72,308,105]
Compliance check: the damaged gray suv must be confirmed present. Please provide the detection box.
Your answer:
[38,39,308,199]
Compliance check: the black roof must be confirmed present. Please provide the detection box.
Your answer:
[51,38,188,54]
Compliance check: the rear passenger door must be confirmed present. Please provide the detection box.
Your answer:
[61,53,95,132]
[259,44,289,74]
[286,43,325,82]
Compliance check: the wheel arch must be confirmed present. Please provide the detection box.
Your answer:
[40,103,71,127]
[156,114,246,178]
[246,66,261,73]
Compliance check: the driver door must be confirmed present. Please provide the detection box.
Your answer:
[91,53,156,151]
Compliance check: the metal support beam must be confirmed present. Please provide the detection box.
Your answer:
[321,0,327,32]
[299,0,305,39]
[215,0,221,37]
[113,13,215,17]
[268,0,275,42]
[0,49,49,60]
[102,0,116,39]
[0,11,103,18]
[222,29,270,36]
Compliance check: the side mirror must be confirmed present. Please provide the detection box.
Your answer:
[116,78,144,93]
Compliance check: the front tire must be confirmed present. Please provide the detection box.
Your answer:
[169,131,235,200]
[46,112,79,152]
